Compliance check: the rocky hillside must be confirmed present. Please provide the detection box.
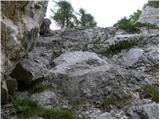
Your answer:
[1,1,159,119]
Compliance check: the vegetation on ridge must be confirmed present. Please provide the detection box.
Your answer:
[114,17,140,33]
[100,40,137,56]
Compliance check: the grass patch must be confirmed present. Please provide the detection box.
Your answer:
[100,40,137,56]
[11,97,76,118]
[70,98,82,106]
[11,97,42,118]
[29,83,55,94]
[143,84,159,102]
[41,108,75,119]
[102,95,132,110]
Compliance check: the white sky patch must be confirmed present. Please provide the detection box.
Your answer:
[45,0,148,30]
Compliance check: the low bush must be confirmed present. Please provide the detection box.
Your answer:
[101,40,137,56]
[113,17,140,33]
[135,23,158,29]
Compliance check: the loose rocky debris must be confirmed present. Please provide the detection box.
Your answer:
[1,2,159,119]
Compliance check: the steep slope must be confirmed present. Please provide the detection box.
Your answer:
[1,3,159,119]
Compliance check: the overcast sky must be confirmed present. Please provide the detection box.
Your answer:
[45,0,148,30]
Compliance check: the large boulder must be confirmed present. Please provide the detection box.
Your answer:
[10,47,52,90]
[47,51,146,100]
[118,48,144,67]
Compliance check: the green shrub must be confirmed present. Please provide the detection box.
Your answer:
[135,23,158,29]
[143,84,159,102]
[147,1,159,8]
[102,95,132,109]
[29,83,55,94]
[41,108,76,119]
[101,40,137,56]
[113,17,140,33]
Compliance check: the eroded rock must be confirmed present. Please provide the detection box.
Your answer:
[47,51,144,100]
[39,18,52,36]
[118,48,144,67]
[137,6,159,26]
[127,102,159,119]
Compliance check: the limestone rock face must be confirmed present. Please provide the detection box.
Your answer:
[1,1,48,103]
[137,6,159,26]
[1,1,48,75]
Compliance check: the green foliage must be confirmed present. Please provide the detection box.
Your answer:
[79,8,97,28]
[11,97,76,118]
[147,0,159,8]
[29,83,54,94]
[70,99,82,106]
[135,22,158,29]
[102,95,132,109]
[143,84,159,102]
[11,97,42,118]
[101,40,137,56]
[41,108,76,119]
[51,0,77,28]
[130,10,142,23]
[114,17,140,33]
